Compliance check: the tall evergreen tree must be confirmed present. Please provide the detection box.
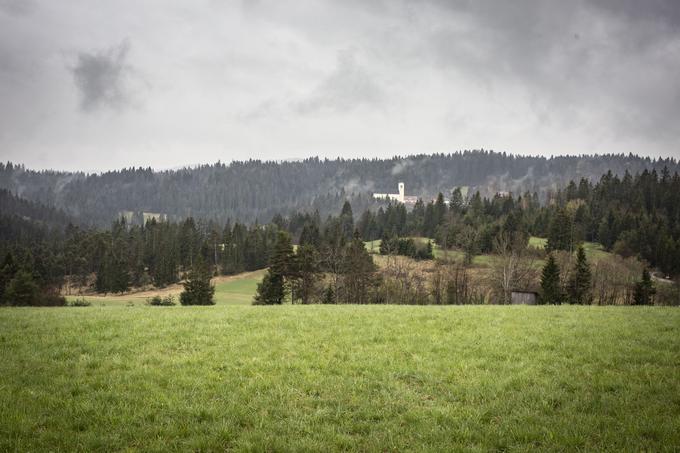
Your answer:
[253,231,294,304]
[291,244,320,304]
[546,207,573,252]
[4,270,39,306]
[0,252,18,304]
[433,193,447,228]
[567,245,591,304]
[253,272,285,305]
[338,232,376,304]
[450,187,465,214]
[633,268,656,305]
[339,201,354,241]
[540,253,562,304]
[179,258,215,305]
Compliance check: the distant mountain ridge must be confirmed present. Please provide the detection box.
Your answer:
[1,151,678,227]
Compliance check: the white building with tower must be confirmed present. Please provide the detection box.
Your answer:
[373,182,419,204]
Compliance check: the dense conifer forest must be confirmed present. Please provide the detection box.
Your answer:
[1,160,679,306]
[1,151,678,226]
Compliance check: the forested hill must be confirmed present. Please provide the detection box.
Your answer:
[1,151,678,227]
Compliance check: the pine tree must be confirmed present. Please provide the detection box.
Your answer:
[450,188,464,214]
[540,253,562,304]
[567,245,591,304]
[4,270,39,306]
[253,231,294,304]
[179,258,215,305]
[424,240,434,260]
[270,231,294,278]
[0,252,18,304]
[546,207,573,252]
[340,201,354,241]
[633,268,656,305]
[434,193,447,228]
[321,283,335,304]
[379,232,393,255]
[338,232,376,304]
[253,272,285,305]
[299,223,321,248]
[291,244,320,304]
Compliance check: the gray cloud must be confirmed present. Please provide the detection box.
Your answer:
[295,49,385,114]
[0,0,679,171]
[0,0,35,16]
[71,40,135,112]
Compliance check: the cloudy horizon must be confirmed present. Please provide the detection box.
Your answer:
[1,0,679,171]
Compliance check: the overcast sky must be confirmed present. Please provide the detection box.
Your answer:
[1,0,679,171]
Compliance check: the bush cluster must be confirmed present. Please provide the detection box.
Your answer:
[147,295,176,306]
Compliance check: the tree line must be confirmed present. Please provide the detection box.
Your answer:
[1,167,679,306]
[2,151,678,227]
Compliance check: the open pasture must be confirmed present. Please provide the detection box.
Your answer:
[1,305,678,451]
[65,270,265,307]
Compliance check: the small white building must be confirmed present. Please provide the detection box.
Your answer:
[373,182,406,203]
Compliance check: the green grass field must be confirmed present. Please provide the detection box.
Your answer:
[1,305,679,451]
[213,270,265,305]
[65,270,265,307]
[368,236,612,269]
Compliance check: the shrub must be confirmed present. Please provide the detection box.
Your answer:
[656,280,680,306]
[69,297,91,307]
[3,272,67,306]
[40,293,67,307]
[147,294,176,306]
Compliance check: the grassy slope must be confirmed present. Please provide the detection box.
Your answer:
[369,236,612,268]
[1,305,679,451]
[65,270,265,307]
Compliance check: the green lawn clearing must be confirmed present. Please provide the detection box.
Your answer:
[0,305,678,451]
[65,270,265,307]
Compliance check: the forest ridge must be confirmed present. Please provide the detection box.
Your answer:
[1,151,679,227]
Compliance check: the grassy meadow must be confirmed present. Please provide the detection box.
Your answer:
[1,305,679,451]
[65,270,266,307]
[368,236,614,267]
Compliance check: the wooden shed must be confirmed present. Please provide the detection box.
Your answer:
[511,291,538,305]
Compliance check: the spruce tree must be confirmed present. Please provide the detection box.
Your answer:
[433,193,447,228]
[567,245,591,304]
[291,244,320,304]
[379,232,392,255]
[270,231,294,278]
[4,270,39,306]
[633,268,656,305]
[0,252,18,304]
[253,272,285,305]
[546,207,573,252]
[253,231,294,304]
[340,201,354,241]
[179,258,215,305]
[450,188,464,214]
[338,232,376,304]
[540,253,562,304]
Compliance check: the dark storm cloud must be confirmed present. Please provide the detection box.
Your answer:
[71,40,134,112]
[0,0,35,16]
[591,0,680,30]
[402,0,680,141]
[1,0,679,171]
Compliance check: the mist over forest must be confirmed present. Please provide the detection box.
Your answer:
[2,151,678,227]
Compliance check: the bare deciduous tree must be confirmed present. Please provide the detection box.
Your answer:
[490,232,538,304]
